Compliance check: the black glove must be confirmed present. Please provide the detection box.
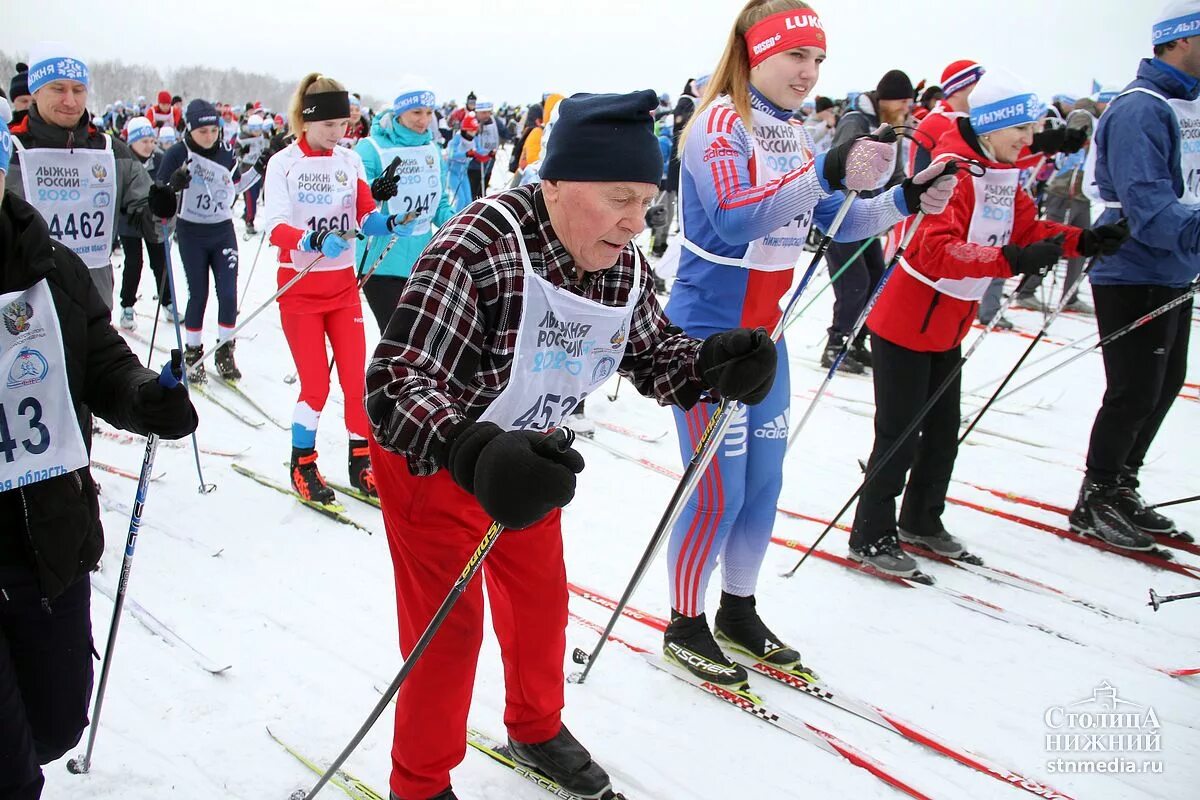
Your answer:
[1002,234,1065,277]
[133,349,199,440]
[1060,127,1088,155]
[371,156,403,202]
[1029,127,1064,155]
[147,183,179,219]
[254,152,271,176]
[167,165,191,192]
[698,327,777,405]
[443,423,585,529]
[238,144,250,156]
[1078,220,1130,257]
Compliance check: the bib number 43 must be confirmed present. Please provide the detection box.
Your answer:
[0,398,51,462]
[512,392,587,432]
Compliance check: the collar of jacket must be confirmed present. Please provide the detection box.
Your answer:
[15,105,101,151]
[184,131,224,160]
[941,116,1016,171]
[1142,57,1200,101]
[0,194,57,294]
[747,84,794,121]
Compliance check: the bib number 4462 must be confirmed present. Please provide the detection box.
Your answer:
[48,211,106,241]
[0,398,51,462]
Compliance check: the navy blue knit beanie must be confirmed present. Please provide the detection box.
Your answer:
[540,90,662,186]
[185,99,219,130]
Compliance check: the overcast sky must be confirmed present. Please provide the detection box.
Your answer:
[3,0,1154,107]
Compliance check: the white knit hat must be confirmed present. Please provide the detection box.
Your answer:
[1154,0,1200,46]
[126,116,155,144]
[968,68,1045,135]
[27,41,89,94]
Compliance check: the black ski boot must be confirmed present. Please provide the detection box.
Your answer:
[1068,480,1155,551]
[662,611,749,689]
[213,340,242,382]
[508,725,614,800]
[1113,477,1182,537]
[348,439,377,498]
[714,592,815,680]
[290,447,337,506]
[850,331,872,369]
[820,332,865,374]
[849,531,920,576]
[184,344,207,383]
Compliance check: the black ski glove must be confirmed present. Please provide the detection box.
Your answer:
[132,350,199,440]
[254,152,271,176]
[1060,127,1088,155]
[698,327,777,405]
[442,422,585,529]
[167,165,191,192]
[147,184,179,219]
[1002,234,1065,277]
[371,156,403,202]
[1077,220,1130,257]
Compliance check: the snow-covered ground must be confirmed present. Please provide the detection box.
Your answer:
[47,176,1200,799]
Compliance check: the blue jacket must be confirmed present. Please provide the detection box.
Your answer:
[1092,58,1200,287]
[354,114,455,279]
[444,132,475,213]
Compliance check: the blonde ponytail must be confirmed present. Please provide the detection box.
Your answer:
[288,72,348,136]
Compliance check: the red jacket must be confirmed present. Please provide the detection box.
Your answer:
[146,105,182,130]
[868,120,1081,353]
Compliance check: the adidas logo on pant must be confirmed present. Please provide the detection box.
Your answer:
[754,413,789,439]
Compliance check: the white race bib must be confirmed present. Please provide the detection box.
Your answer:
[477,200,639,432]
[284,150,361,271]
[967,167,1018,248]
[178,150,236,224]
[0,280,90,490]
[15,138,117,269]
[364,139,441,236]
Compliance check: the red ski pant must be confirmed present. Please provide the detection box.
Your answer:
[369,441,567,800]
[279,303,369,445]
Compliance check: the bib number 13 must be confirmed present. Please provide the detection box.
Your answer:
[512,392,587,432]
[0,398,51,462]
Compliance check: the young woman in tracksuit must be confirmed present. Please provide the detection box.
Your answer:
[850,70,1128,577]
[117,115,173,329]
[263,72,407,504]
[661,0,957,690]
[157,99,264,382]
[354,85,455,331]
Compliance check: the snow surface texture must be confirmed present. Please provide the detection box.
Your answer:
[50,163,1200,799]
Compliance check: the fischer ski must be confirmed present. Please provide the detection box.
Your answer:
[593,420,668,442]
[327,482,381,509]
[232,464,372,533]
[567,584,1075,800]
[210,375,290,430]
[466,728,628,800]
[92,459,164,482]
[192,382,268,429]
[266,726,385,800]
[91,578,231,674]
[93,427,246,458]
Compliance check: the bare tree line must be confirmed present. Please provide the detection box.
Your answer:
[1,50,384,114]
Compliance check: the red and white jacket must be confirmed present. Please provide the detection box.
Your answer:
[868,120,1082,353]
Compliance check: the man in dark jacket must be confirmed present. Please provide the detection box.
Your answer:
[5,44,170,313]
[0,127,199,799]
[822,69,913,373]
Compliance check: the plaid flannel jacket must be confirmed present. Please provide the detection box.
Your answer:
[366,184,706,476]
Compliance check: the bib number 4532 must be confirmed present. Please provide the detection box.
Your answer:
[512,392,587,432]
[0,398,51,462]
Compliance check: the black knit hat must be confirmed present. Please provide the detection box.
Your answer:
[541,90,662,186]
[814,96,834,113]
[876,69,914,101]
[10,62,29,100]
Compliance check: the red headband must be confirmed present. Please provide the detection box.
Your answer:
[745,9,827,68]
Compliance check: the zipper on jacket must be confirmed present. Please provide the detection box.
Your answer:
[17,488,54,614]
[919,294,942,335]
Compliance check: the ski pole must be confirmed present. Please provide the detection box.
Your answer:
[1148,588,1200,611]
[295,428,574,800]
[574,188,864,684]
[194,243,342,366]
[161,222,217,494]
[963,325,1100,398]
[606,376,622,402]
[1147,493,1200,511]
[990,280,1199,405]
[783,275,1027,578]
[786,213,929,454]
[145,237,172,362]
[238,224,268,314]
[957,249,1099,444]
[780,235,878,337]
[67,351,184,776]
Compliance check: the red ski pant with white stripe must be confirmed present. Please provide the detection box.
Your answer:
[369,441,567,800]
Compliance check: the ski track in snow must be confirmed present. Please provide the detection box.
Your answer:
[49,198,1200,800]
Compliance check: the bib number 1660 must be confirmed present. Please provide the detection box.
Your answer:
[512,392,587,432]
[0,398,51,462]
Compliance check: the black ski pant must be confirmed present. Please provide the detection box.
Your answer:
[850,334,962,549]
[1084,284,1192,487]
[827,238,884,339]
[0,567,93,800]
[118,235,171,310]
[363,276,407,333]
[177,220,239,334]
